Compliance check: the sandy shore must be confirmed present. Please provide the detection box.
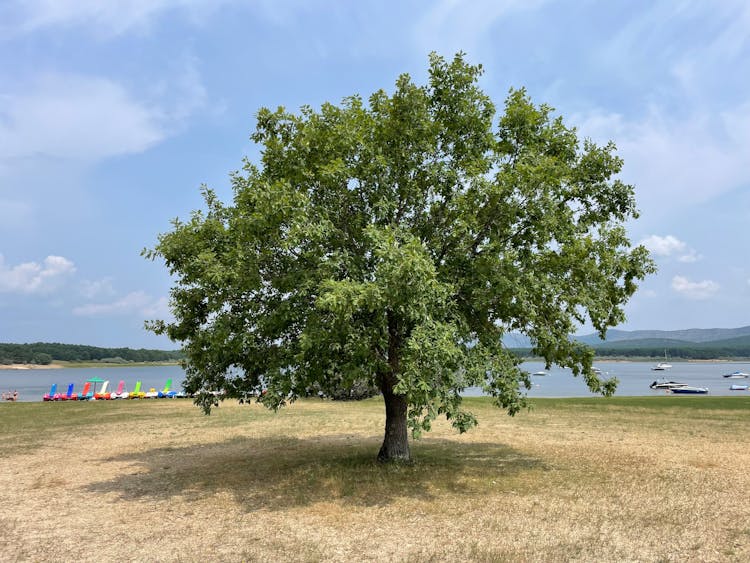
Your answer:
[0,363,64,370]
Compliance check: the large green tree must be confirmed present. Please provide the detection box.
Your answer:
[145,53,654,462]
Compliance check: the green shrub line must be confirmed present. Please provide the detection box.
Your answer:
[509,348,750,361]
[0,342,183,365]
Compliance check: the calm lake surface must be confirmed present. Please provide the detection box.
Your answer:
[1,361,749,402]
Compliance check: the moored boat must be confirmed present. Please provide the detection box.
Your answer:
[651,350,672,371]
[729,384,749,391]
[670,386,709,395]
[93,380,111,400]
[110,380,129,399]
[722,371,749,379]
[43,383,57,401]
[650,379,687,390]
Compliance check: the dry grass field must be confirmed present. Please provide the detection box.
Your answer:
[1,395,749,562]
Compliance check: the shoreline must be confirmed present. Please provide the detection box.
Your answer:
[2,359,745,371]
[1,361,179,370]
[1,363,64,370]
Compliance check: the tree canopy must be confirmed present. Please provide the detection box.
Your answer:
[145,53,654,462]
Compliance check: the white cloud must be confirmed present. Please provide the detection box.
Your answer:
[0,73,164,161]
[73,291,170,317]
[415,0,550,54]
[0,65,209,163]
[149,55,209,123]
[0,0,229,38]
[677,250,702,263]
[143,296,171,318]
[576,104,750,215]
[639,234,701,263]
[79,277,116,300]
[639,235,685,256]
[574,3,750,219]
[0,254,76,294]
[671,275,719,300]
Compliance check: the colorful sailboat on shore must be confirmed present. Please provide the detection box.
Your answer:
[94,380,110,400]
[157,378,174,398]
[110,380,128,399]
[43,383,57,401]
[60,383,77,401]
[128,381,145,399]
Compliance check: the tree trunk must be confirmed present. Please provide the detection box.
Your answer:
[377,383,410,462]
[378,311,411,463]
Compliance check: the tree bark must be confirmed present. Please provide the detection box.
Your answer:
[377,382,410,462]
[378,311,411,462]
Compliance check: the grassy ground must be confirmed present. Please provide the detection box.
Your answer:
[1,396,748,562]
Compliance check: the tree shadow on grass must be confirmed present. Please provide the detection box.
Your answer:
[85,435,544,512]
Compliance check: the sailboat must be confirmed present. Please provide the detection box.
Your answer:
[651,349,672,371]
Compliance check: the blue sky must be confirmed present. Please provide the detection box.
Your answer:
[1,0,749,348]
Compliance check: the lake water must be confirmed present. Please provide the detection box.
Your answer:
[1,361,749,402]
[465,360,750,398]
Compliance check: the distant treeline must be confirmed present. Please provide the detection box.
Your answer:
[592,345,750,360]
[0,342,183,365]
[510,344,750,360]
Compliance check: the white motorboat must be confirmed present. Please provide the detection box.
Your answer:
[650,379,687,390]
[670,386,708,395]
[651,350,672,371]
[722,371,749,379]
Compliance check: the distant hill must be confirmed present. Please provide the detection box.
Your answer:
[575,326,750,345]
[502,327,750,359]
[591,334,750,349]
[503,326,750,348]
[585,338,692,349]
[703,334,750,347]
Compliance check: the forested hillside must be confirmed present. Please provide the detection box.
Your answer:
[0,343,182,365]
[575,326,750,345]
[509,334,750,360]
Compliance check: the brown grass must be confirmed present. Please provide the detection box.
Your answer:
[1,397,749,562]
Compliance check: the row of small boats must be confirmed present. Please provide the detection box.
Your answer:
[649,370,749,394]
[649,376,750,394]
[42,379,186,401]
[648,382,711,394]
